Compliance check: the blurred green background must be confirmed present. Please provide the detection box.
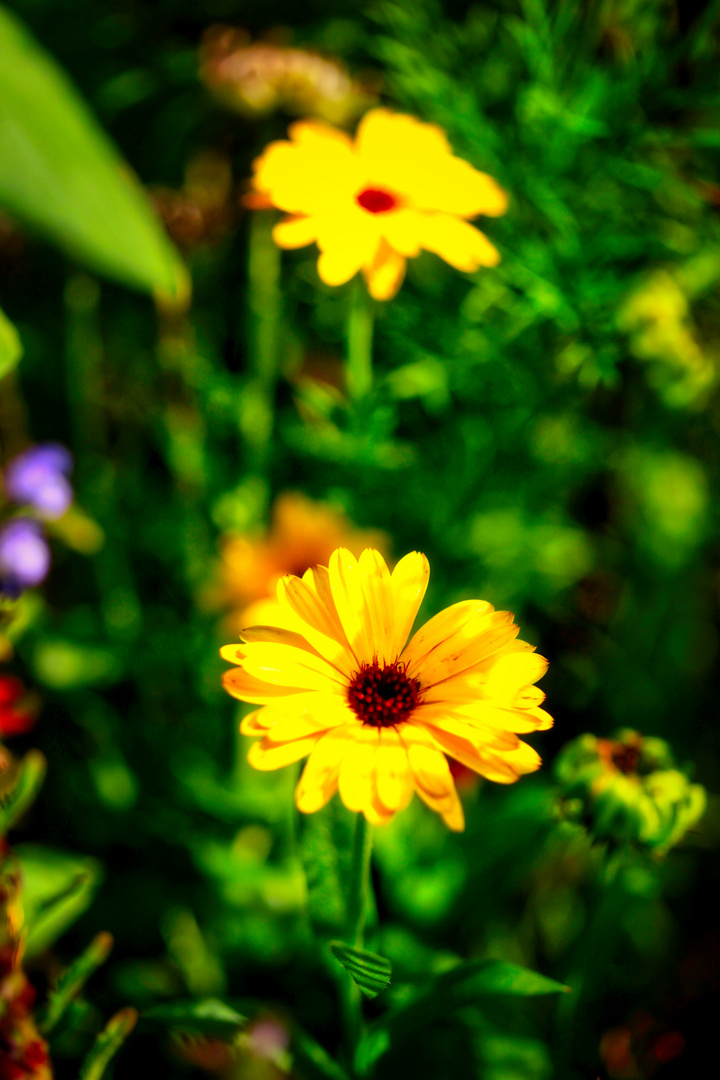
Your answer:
[2,1,720,1078]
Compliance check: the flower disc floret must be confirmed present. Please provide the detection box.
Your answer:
[347,660,421,727]
[251,108,509,299]
[222,547,552,831]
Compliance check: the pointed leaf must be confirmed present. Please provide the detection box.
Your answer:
[40,931,114,1034]
[16,844,103,957]
[79,1007,138,1080]
[0,303,22,378]
[373,959,569,1051]
[291,1023,352,1080]
[0,5,189,301]
[329,941,392,999]
[0,750,46,834]
[142,999,246,1040]
[300,800,354,937]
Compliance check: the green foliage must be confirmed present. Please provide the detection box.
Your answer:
[0,749,45,833]
[142,999,246,1039]
[40,931,114,1034]
[78,1007,138,1080]
[17,844,102,957]
[0,302,22,377]
[0,4,188,299]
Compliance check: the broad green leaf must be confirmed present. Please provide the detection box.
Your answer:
[291,1024,352,1080]
[0,749,46,833]
[40,931,114,1034]
[79,1007,138,1080]
[0,5,189,301]
[142,999,246,1039]
[329,942,392,999]
[16,844,103,957]
[0,303,22,377]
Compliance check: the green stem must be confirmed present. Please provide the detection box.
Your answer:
[346,281,375,401]
[341,814,374,1070]
[347,813,374,947]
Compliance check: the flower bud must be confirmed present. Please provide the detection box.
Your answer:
[554,730,706,854]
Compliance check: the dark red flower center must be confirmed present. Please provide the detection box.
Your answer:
[356,188,398,214]
[347,660,420,727]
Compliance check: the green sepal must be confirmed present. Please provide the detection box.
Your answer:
[0,750,46,834]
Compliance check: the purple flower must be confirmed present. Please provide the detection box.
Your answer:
[0,518,51,594]
[4,443,73,520]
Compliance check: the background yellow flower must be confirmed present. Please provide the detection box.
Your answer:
[223,548,551,830]
[252,108,508,299]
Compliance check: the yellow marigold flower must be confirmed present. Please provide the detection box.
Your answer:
[222,548,551,830]
[251,108,508,299]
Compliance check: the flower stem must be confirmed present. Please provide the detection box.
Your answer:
[347,812,373,947]
[340,814,373,1070]
[346,280,375,401]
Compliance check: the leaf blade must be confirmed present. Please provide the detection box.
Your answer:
[0,5,189,301]
[329,941,392,999]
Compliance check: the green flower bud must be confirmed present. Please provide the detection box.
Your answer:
[554,730,706,854]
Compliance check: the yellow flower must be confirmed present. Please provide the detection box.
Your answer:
[251,108,508,300]
[222,548,551,830]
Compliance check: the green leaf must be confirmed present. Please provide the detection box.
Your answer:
[0,5,189,301]
[142,999,246,1040]
[40,931,114,1034]
[0,750,46,834]
[0,303,22,378]
[372,960,569,1052]
[329,941,392,999]
[16,844,103,957]
[79,1007,138,1080]
[291,1023,353,1080]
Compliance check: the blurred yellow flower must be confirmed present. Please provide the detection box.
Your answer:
[222,548,551,830]
[210,492,387,630]
[251,108,508,299]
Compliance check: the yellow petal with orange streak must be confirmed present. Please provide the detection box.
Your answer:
[223,667,306,704]
[248,733,322,771]
[401,599,494,673]
[329,548,375,664]
[412,613,520,687]
[240,641,347,693]
[363,244,406,301]
[278,573,356,676]
[272,215,318,249]
[255,693,353,743]
[358,549,394,664]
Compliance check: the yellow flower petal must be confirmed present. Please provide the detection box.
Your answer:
[253,134,361,213]
[248,733,322,770]
[329,548,376,664]
[413,707,520,752]
[380,209,423,257]
[375,726,414,812]
[338,726,378,812]
[410,158,509,217]
[272,215,318,249]
[295,726,351,812]
[363,242,406,301]
[357,549,394,664]
[250,692,352,743]
[420,214,501,272]
[240,624,321,653]
[389,551,430,659]
[412,611,520,687]
[223,667,306,704]
[401,599,494,673]
[481,652,549,704]
[239,710,267,735]
[278,573,357,676]
[240,642,347,693]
